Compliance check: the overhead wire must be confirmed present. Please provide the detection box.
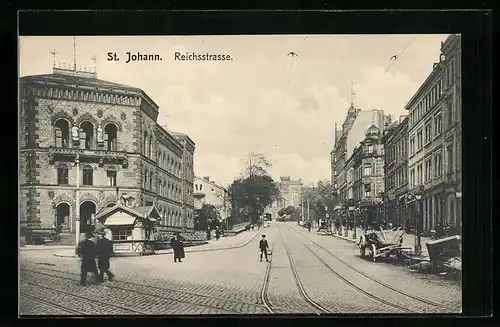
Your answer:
[385,37,416,73]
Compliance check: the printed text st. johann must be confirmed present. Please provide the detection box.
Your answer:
[107,52,233,63]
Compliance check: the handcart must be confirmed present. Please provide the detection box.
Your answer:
[317,220,332,235]
[358,227,412,262]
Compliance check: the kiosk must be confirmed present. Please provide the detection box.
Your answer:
[94,203,160,256]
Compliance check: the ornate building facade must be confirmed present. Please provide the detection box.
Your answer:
[331,104,390,200]
[341,125,386,226]
[265,176,303,220]
[406,34,461,233]
[19,67,195,242]
[382,116,409,229]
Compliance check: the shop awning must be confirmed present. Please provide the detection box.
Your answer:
[104,214,136,226]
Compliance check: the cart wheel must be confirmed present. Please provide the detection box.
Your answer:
[370,244,377,262]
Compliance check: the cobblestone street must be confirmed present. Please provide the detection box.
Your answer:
[19,222,462,315]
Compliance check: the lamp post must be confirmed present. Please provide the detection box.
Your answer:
[414,193,422,255]
[455,191,462,233]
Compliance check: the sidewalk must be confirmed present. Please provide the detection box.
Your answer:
[52,228,263,258]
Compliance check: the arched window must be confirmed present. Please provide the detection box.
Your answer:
[80,121,95,150]
[83,165,93,185]
[144,132,148,156]
[54,119,70,148]
[107,166,117,187]
[105,123,118,151]
[57,164,69,185]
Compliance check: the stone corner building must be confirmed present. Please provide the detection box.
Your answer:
[19,67,195,242]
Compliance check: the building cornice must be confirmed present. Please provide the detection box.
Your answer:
[404,62,445,111]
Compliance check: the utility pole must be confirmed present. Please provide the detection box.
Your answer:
[73,36,77,71]
[301,200,305,223]
[307,199,310,224]
[74,150,80,248]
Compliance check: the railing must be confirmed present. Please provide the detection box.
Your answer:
[48,147,128,159]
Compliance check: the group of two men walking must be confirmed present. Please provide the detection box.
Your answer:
[76,231,114,286]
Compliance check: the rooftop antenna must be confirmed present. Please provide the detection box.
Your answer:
[49,49,57,68]
[350,80,355,107]
[91,55,97,73]
[73,36,77,71]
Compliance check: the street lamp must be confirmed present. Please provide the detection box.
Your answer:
[414,193,422,255]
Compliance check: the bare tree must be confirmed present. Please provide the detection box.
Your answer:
[242,152,272,178]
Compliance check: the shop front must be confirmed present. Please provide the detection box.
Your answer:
[94,204,160,256]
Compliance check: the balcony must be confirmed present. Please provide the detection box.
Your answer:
[48,146,128,168]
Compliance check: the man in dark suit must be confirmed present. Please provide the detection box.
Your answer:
[259,235,270,262]
[95,230,115,282]
[76,232,99,286]
[170,232,186,263]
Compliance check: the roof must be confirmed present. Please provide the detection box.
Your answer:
[194,176,227,191]
[94,203,160,221]
[169,131,196,146]
[20,68,160,110]
[20,71,142,93]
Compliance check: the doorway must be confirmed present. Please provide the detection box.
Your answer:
[55,203,70,233]
[80,201,96,233]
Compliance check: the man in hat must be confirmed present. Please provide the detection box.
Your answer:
[170,232,186,263]
[259,234,270,262]
[76,232,99,286]
[95,229,115,282]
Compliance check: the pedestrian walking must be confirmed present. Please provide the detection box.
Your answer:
[95,230,115,282]
[259,235,270,262]
[170,232,186,263]
[215,228,221,240]
[76,232,99,286]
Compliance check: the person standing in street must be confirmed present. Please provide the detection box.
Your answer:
[95,230,115,282]
[170,232,186,263]
[259,234,270,262]
[76,232,99,286]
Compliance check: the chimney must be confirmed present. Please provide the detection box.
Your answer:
[203,176,210,181]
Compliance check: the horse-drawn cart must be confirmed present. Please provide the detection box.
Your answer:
[358,227,412,262]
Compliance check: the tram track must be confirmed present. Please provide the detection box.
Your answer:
[279,232,331,314]
[290,226,456,312]
[20,267,264,314]
[20,280,149,315]
[20,291,82,315]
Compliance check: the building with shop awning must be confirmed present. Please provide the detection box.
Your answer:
[93,204,160,255]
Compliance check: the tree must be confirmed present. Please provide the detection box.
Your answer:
[302,180,339,223]
[228,153,280,224]
[194,204,220,231]
[242,152,272,179]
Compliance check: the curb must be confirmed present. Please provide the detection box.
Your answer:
[53,230,262,258]
[20,246,75,252]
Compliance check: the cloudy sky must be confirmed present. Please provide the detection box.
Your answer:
[19,34,448,187]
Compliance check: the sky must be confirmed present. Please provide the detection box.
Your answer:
[19,34,449,187]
